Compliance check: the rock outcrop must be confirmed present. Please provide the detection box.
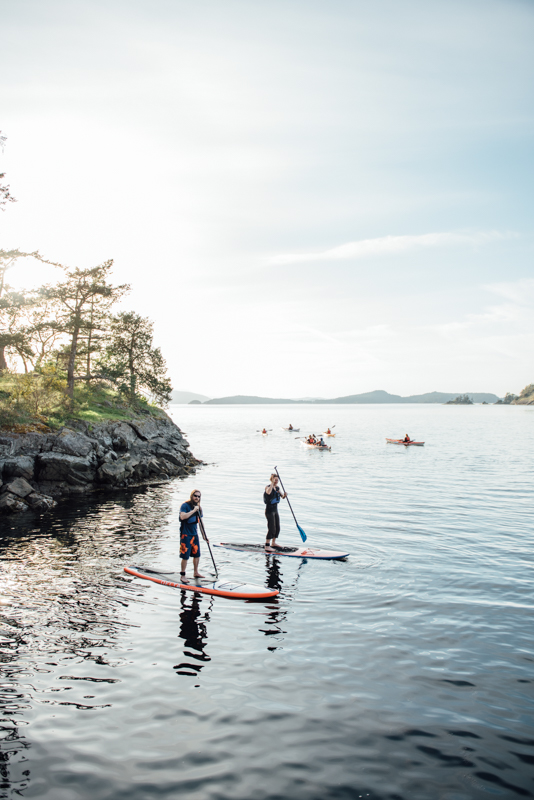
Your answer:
[0,411,199,514]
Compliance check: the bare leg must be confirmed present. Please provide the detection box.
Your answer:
[193,557,204,578]
[180,558,189,582]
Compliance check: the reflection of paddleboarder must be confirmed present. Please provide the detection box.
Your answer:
[264,473,287,551]
[179,490,207,581]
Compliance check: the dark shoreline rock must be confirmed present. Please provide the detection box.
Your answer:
[0,411,200,515]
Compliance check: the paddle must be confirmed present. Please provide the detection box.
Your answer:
[197,516,219,579]
[274,466,307,543]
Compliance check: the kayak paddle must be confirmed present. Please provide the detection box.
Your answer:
[274,466,307,543]
[198,516,219,578]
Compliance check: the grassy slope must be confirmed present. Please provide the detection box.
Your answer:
[0,375,165,432]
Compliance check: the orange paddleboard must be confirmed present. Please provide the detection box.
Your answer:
[124,566,279,599]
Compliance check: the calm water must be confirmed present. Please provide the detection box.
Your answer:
[1,403,533,800]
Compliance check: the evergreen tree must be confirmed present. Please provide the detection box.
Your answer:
[98,312,172,406]
[43,260,129,399]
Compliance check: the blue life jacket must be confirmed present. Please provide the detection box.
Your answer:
[264,487,281,513]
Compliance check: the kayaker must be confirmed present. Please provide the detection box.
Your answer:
[326,428,331,435]
[262,428,267,435]
[288,424,293,431]
[319,437,325,446]
[179,490,207,581]
[264,473,287,550]
[403,434,411,443]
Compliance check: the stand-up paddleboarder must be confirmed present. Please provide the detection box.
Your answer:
[264,473,287,551]
[180,489,207,581]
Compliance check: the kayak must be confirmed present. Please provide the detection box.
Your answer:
[324,432,336,437]
[300,440,331,451]
[215,543,349,560]
[124,566,279,599]
[386,438,425,446]
[281,427,300,432]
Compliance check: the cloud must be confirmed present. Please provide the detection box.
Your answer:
[485,277,534,306]
[267,230,515,265]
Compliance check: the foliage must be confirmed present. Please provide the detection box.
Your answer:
[41,260,130,398]
[0,132,16,211]
[0,372,164,430]
[8,365,67,416]
[0,154,171,419]
[494,392,518,405]
[446,394,473,405]
[97,312,172,407]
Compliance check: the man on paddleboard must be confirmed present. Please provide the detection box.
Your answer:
[180,490,207,581]
[264,473,287,550]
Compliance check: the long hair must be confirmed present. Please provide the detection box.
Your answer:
[188,489,202,514]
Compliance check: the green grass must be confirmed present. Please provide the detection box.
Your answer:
[0,374,165,431]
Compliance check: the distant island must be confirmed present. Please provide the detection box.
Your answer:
[203,390,500,405]
[445,394,473,405]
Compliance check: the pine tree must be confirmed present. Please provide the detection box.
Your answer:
[43,261,129,399]
[98,312,172,406]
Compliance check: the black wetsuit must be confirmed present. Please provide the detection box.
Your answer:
[264,486,281,541]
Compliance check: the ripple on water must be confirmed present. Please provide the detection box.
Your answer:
[0,405,533,799]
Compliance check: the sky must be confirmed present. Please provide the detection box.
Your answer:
[1,0,533,399]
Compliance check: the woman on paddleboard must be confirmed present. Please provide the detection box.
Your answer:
[180,489,207,581]
[264,473,287,550]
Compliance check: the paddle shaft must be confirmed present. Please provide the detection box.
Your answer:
[274,467,306,541]
[198,516,219,578]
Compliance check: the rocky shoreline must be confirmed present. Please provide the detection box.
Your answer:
[0,412,200,514]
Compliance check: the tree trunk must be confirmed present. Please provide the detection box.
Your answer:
[129,346,136,404]
[0,345,7,371]
[86,298,94,380]
[67,319,80,399]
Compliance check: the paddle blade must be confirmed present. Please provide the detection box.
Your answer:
[297,524,307,542]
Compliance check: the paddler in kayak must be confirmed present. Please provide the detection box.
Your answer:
[403,434,411,443]
[179,490,207,581]
[326,427,331,435]
[264,473,287,550]
[262,427,268,435]
[288,424,294,431]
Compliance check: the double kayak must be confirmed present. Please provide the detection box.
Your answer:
[215,543,349,560]
[386,438,425,446]
[124,566,279,599]
[300,440,331,451]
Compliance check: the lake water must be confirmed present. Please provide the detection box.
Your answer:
[1,403,533,800]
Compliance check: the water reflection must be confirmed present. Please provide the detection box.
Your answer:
[174,592,212,678]
[0,484,177,800]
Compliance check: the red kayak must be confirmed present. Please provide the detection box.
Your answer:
[386,438,425,446]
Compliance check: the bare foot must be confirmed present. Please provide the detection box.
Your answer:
[193,573,205,578]
[180,573,189,583]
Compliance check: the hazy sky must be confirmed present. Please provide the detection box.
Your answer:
[2,0,533,398]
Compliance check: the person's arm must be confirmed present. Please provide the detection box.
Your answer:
[180,505,199,521]
[265,483,274,495]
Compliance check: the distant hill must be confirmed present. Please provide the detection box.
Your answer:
[328,390,500,404]
[171,390,211,404]
[204,390,500,404]
[205,395,304,405]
